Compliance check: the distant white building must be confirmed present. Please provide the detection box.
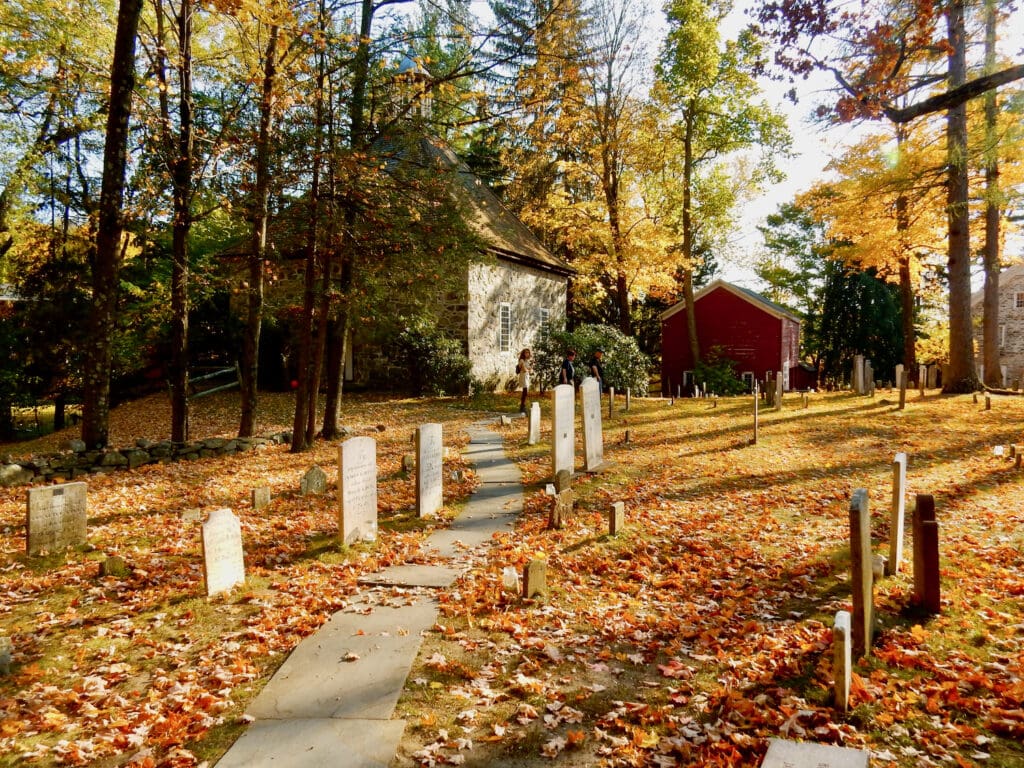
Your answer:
[971,263,1024,386]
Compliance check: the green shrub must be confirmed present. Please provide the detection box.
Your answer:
[394,319,475,396]
[534,324,650,395]
[693,346,747,396]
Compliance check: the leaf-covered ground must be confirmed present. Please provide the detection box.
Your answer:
[1,389,1023,767]
[393,390,1024,768]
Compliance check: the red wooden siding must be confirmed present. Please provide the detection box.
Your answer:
[660,284,802,395]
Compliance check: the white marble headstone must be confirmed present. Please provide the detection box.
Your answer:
[415,423,443,518]
[339,436,378,544]
[580,377,604,471]
[26,482,87,555]
[202,508,245,597]
[551,384,575,478]
[528,402,541,445]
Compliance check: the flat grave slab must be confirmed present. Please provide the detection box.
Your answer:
[216,718,405,768]
[761,738,869,768]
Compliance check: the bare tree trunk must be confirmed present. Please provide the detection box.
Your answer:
[239,25,278,437]
[893,128,916,380]
[82,0,143,448]
[981,0,1001,389]
[943,0,977,394]
[681,106,699,365]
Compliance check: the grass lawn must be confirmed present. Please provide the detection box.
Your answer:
[1,388,1023,767]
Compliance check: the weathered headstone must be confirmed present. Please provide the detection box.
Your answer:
[528,402,541,445]
[985,395,992,411]
[201,508,245,597]
[625,387,631,412]
[753,383,760,445]
[339,436,378,545]
[761,738,868,768]
[865,362,874,396]
[551,384,575,479]
[774,371,783,410]
[580,377,604,472]
[300,465,328,496]
[608,501,625,535]
[252,486,271,510]
[608,386,615,418]
[912,494,940,614]
[849,488,874,657]
[26,482,87,555]
[523,559,548,599]
[554,468,572,494]
[898,368,908,410]
[833,610,852,713]
[415,423,443,518]
[623,429,631,445]
[927,365,938,389]
[181,507,203,523]
[887,452,908,576]
[402,453,415,472]
[549,488,573,529]
[919,364,927,395]
[853,354,864,394]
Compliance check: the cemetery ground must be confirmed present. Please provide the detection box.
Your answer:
[0,390,1022,767]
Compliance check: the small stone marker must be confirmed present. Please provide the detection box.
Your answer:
[580,377,605,471]
[609,501,625,535]
[100,555,129,578]
[339,436,378,545]
[0,636,10,675]
[26,481,88,555]
[252,486,271,510]
[912,494,941,614]
[985,395,992,411]
[300,465,327,496]
[181,507,203,523]
[887,452,908,576]
[551,384,575,479]
[608,386,615,418]
[528,402,541,445]
[554,468,572,493]
[849,489,874,658]
[523,559,548,599]
[833,610,852,713]
[919,365,927,395]
[994,445,1005,457]
[499,414,512,426]
[549,489,573,529]
[402,453,415,472]
[415,423,443,518]
[753,383,760,445]
[761,738,868,768]
[775,372,783,410]
[898,367,908,409]
[625,388,631,412]
[201,508,245,597]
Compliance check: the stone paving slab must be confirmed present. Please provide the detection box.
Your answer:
[245,598,437,721]
[358,564,463,588]
[761,738,869,768]
[216,718,406,768]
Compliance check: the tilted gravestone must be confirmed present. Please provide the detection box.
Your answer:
[339,436,378,545]
[849,489,874,658]
[415,423,443,518]
[549,488,573,529]
[300,465,328,496]
[551,384,575,479]
[26,482,88,555]
[528,402,541,446]
[580,376,604,471]
[201,508,245,597]
[887,452,908,576]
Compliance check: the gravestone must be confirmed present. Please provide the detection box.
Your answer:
[402,453,415,472]
[252,486,271,510]
[853,354,864,394]
[523,559,548,599]
[580,377,604,472]
[339,436,378,545]
[625,388,631,412]
[551,384,575,479]
[99,555,128,578]
[865,362,874,396]
[26,482,87,555]
[549,489,573,529]
[898,368,908,410]
[894,363,904,393]
[201,508,245,597]
[528,402,541,445]
[919,365,927,394]
[0,636,10,675]
[985,395,992,411]
[849,489,874,657]
[887,452,908,576]
[927,365,938,388]
[753,383,760,445]
[912,494,940,614]
[415,423,443,518]
[554,468,572,494]
[775,372,783,410]
[833,610,852,713]
[608,501,625,535]
[608,387,615,419]
[180,507,203,524]
[761,738,868,768]
[300,465,327,496]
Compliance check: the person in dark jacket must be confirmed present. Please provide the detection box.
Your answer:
[559,349,576,387]
[587,348,605,390]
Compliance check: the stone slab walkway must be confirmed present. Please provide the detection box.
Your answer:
[216,419,522,767]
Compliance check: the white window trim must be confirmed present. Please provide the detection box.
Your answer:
[498,303,511,352]
[538,307,551,342]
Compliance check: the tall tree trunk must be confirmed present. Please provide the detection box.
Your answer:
[893,126,916,380]
[239,25,278,437]
[981,0,1001,389]
[681,106,699,365]
[81,0,143,449]
[943,0,977,394]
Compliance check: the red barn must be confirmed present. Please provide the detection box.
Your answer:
[660,280,810,395]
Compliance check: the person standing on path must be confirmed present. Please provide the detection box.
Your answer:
[588,348,605,391]
[516,348,532,413]
[559,349,576,388]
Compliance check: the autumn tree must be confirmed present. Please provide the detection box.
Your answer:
[755,0,1024,392]
[657,0,790,364]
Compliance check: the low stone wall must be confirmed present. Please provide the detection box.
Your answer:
[0,432,292,487]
